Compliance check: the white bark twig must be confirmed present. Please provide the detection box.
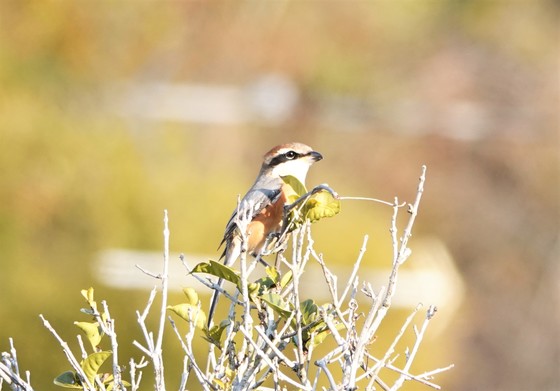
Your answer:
[391,305,437,390]
[0,339,34,391]
[133,287,157,356]
[253,326,296,368]
[132,210,171,390]
[168,317,211,391]
[339,234,369,305]
[338,196,406,208]
[39,315,96,391]
[364,303,423,384]
[100,301,124,390]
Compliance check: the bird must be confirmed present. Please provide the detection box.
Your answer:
[207,142,323,327]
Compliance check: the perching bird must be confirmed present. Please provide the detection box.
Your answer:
[207,142,323,327]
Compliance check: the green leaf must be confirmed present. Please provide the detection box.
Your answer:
[248,281,262,296]
[101,374,132,388]
[191,260,240,286]
[252,275,273,292]
[79,308,95,316]
[308,329,330,349]
[300,299,319,325]
[281,175,307,200]
[307,321,345,349]
[279,271,293,289]
[182,287,199,306]
[260,293,291,318]
[265,267,280,284]
[74,321,103,350]
[281,176,340,227]
[81,351,112,385]
[213,378,227,390]
[304,190,341,223]
[53,371,81,388]
[202,320,231,348]
[167,303,206,329]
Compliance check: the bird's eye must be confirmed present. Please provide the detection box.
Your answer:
[285,151,297,160]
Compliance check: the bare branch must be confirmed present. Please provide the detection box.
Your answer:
[39,314,96,391]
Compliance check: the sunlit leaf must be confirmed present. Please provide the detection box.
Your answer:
[213,378,226,390]
[307,321,345,349]
[167,303,206,329]
[202,320,231,348]
[308,329,330,349]
[80,288,94,303]
[265,266,280,284]
[191,260,240,286]
[182,287,199,306]
[300,299,319,325]
[80,287,97,313]
[260,293,291,318]
[281,176,340,226]
[80,351,112,385]
[304,190,341,223]
[53,371,81,388]
[248,282,261,294]
[101,374,131,390]
[102,374,114,389]
[279,271,293,289]
[74,321,103,350]
[281,175,307,198]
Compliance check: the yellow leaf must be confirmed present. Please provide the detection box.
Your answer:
[80,287,97,312]
[281,175,307,197]
[80,351,112,385]
[281,177,341,226]
[304,189,341,222]
[182,287,199,306]
[74,321,103,349]
[167,303,206,329]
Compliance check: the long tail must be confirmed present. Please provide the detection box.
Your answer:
[207,277,224,328]
[207,237,242,328]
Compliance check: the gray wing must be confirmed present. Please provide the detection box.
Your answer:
[219,176,283,259]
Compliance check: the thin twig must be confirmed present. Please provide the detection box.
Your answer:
[340,234,369,305]
[391,305,437,390]
[101,301,124,390]
[40,315,96,391]
[0,340,34,391]
[155,210,170,349]
[253,326,296,368]
[314,359,337,391]
[363,303,423,384]
[339,196,406,208]
[168,317,212,390]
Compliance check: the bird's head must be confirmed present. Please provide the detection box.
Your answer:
[262,142,323,184]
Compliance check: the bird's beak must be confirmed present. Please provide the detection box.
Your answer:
[309,151,323,162]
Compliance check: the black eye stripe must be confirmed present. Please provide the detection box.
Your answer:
[269,151,301,166]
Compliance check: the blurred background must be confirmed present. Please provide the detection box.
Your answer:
[0,1,558,390]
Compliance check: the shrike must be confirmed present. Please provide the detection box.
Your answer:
[207,142,323,327]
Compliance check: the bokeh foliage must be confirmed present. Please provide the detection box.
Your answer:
[0,1,558,390]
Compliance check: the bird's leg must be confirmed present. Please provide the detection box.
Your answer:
[255,253,270,268]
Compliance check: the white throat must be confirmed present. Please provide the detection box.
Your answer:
[272,159,312,185]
